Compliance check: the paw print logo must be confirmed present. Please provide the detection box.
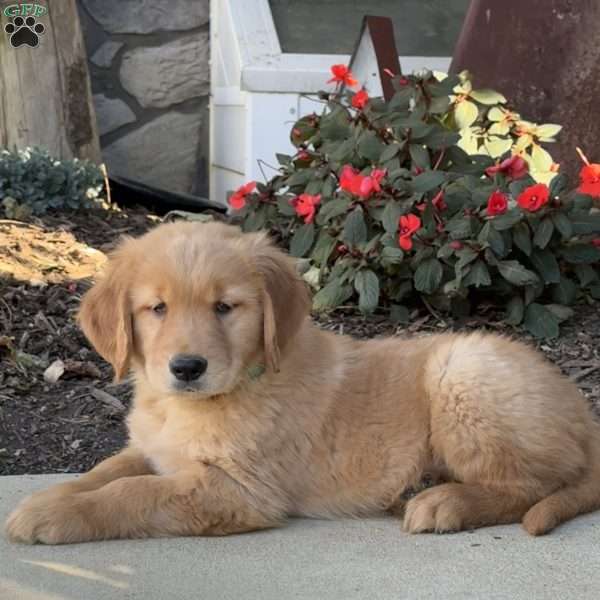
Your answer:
[4,16,45,48]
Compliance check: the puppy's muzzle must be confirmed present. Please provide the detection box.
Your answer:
[169,354,208,382]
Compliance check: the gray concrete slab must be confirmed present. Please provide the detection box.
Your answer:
[1,475,599,600]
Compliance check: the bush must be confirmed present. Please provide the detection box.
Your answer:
[0,147,104,218]
[231,68,600,338]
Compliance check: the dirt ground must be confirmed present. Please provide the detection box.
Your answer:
[1,206,599,475]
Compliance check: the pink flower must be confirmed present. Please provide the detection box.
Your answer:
[327,64,358,88]
[351,88,369,109]
[398,214,421,251]
[291,193,321,224]
[485,155,528,180]
[431,190,447,211]
[229,181,256,210]
[486,190,508,216]
[339,165,386,199]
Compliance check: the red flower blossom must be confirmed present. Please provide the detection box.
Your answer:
[351,88,369,109]
[486,190,508,216]
[398,214,421,251]
[592,238,600,248]
[327,64,358,88]
[517,183,550,212]
[485,155,528,180]
[291,193,321,224]
[229,181,256,210]
[398,77,410,86]
[578,163,600,197]
[339,166,386,199]
[449,241,463,250]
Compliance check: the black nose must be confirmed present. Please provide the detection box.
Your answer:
[169,354,208,382]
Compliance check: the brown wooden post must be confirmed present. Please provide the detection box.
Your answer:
[0,0,101,162]
[451,0,600,180]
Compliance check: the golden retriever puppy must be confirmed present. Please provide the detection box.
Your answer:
[6,221,600,544]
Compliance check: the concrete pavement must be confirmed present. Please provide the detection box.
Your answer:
[1,475,599,600]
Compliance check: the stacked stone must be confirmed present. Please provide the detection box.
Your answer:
[78,0,210,195]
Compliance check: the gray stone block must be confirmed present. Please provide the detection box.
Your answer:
[93,94,136,136]
[103,111,203,193]
[90,40,124,68]
[119,33,210,108]
[81,0,209,34]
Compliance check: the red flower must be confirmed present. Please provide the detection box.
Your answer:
[578,163,600,197]
[431,190,447,211]
[339,166,385,199]
[485,155,528,180]
[449,241,463,250]
[592,238,600,248]
[398,214,421,251]
[398,77,409,86]
[228,181,256,210]
[291,193,321,224]
[351,88,369,109]
[486,190,508,216]
[517,183,550,212]
[327,64,358,88]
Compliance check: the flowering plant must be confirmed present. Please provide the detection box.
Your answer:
[230,67,600,338]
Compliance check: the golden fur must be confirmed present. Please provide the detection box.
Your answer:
[6,221,600,544]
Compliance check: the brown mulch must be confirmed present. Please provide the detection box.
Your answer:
[1,206,599,476]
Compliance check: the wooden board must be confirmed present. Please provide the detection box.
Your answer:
[0,0,101,162]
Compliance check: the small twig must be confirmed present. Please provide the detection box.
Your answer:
[90,388,126,412]
[100,163,112,206]
[570,365,600,383]
[421,297,443,322]
[576,147,590,166]
[433,149,446,170]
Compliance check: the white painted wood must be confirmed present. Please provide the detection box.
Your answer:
[210,0,452,207]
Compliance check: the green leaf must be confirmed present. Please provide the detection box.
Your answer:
[463,260,491,288]
[497,260,540,286]
[545,304,574,323]
[276,153,292,166]
[505,295,524,325]
[382,201,404,235]
[551,212,573,240]
[354,269,380,314]
[380,143,402,162]
[289,223,315,257]
[446,215,473,240]
[311,231,337,266]
[552,277,577,305]
[409,144,431,169]
[479,221,505,256]
[574,264,598,287]
[535,124,562,138]
[561,244,600,264]
[286,169,314,187]
[549,173,569,197]
[343,206,367,247]
[414,258,443,294]
[524,303,559,339]
[358,131,384,162]
[531,144,553,172]
[469,89,507,105]
[320,108,350,140]
[423,129,460,150]
[381,246,404,266]
[513,222,532,256]
[454,99,479,129]
[390,304,410,323]
[317,197,351,223]
[412,171,446,193]
[305,179,323,195]
[533,217,554,249]
[487,106,505,121]
[313,278,353,311]
[277,196,296,216]
[529,248,560,284]
[490,209,522,230]
[569,213,600,235]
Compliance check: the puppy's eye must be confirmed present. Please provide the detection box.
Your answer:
[215,301,232,315]
[152,302,167,316]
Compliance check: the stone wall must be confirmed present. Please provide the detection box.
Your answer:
[76,0,210,196]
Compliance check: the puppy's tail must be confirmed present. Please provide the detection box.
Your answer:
[522,422,600,535]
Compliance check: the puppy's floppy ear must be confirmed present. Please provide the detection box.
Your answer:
[253,241,311,373]
[78,244,134,382]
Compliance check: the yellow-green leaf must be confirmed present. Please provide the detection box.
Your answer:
[487,107,505,122]
[470,89,507,105]
[514,134,533,152]
[531,144,553,171]
[535,124,562,139]
[484,136,513,158]
[489,121,511,136]
[454,100,479,129]
[457,129,479,154]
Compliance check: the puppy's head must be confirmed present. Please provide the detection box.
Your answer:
[78,221,310,397]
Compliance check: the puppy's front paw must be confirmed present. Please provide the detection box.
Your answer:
[5,492,93,545]
[402,486,464,534]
